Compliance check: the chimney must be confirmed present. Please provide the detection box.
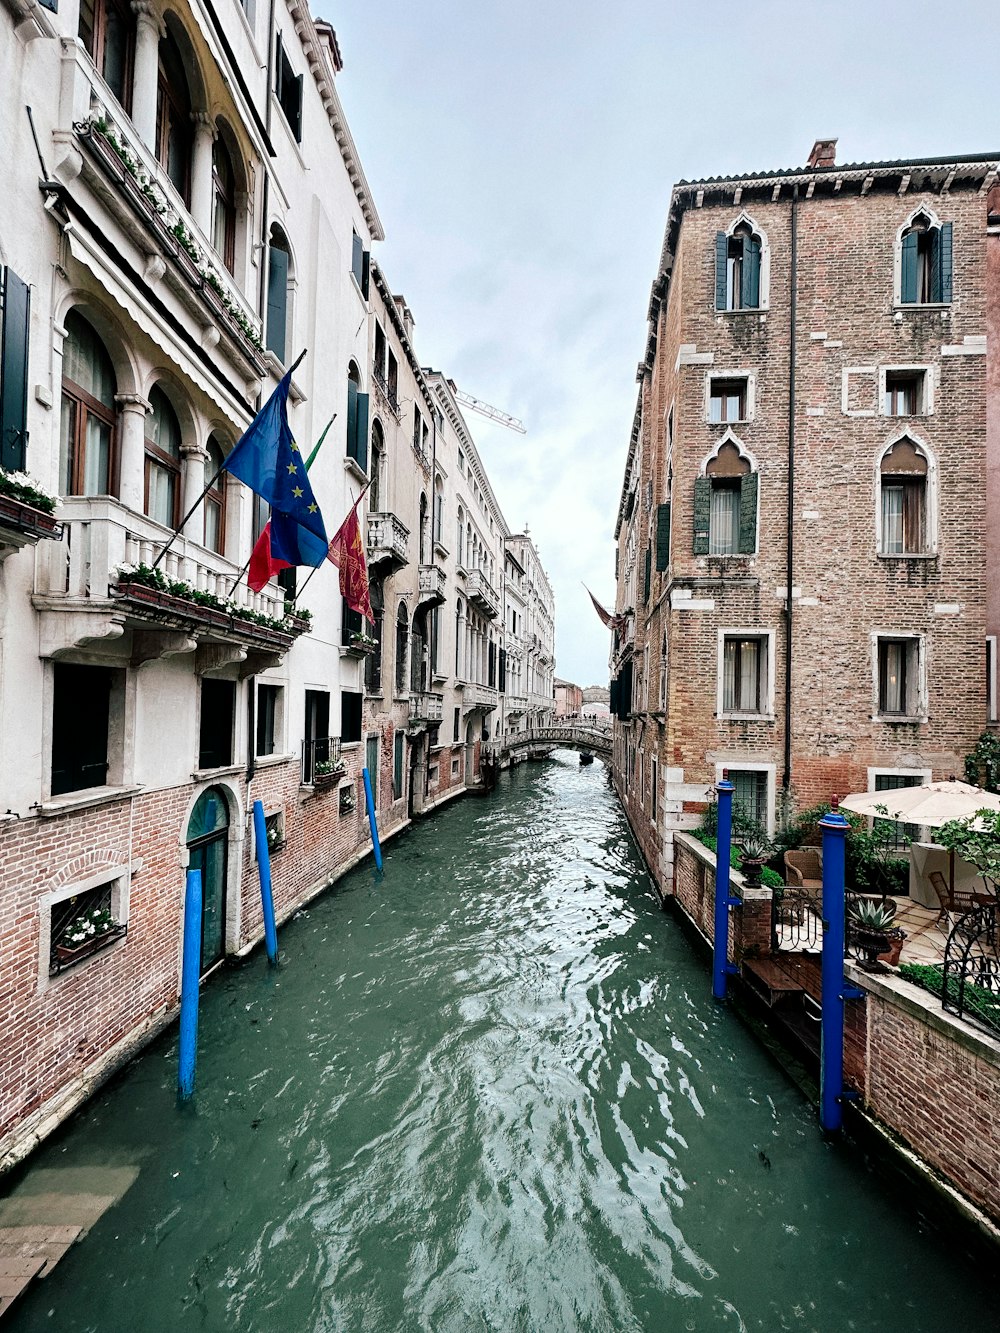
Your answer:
[807,138,837,170]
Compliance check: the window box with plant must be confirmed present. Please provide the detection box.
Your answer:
[0,470,63,544]
[313,758,346,789]
[52,906,126,974]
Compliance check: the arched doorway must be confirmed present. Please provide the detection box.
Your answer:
[186,786,230,974]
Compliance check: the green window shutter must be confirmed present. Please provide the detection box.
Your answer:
[643,546,652,603]
[937,222,953,303]
[346,377,358,459]
[351,231,363,287]
[715,232,728,309]
[610,677,620,715]
[900,230,918,303]
[291,74,303,142]
[265,245,288,361]
[355,392,369,473]
[742,236,761,308]
[361,248,371,300]
[1,267,30,473]
[693,476,711,554]
[655,501,671,570]
[738,472,759,554]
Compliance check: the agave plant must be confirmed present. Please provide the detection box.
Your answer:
[848,897,897,932]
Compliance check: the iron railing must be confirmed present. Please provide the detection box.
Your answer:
[942,901,1000,1035]
[301,735,342,786]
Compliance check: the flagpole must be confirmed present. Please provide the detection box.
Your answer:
[295,481,371,601]
[149,349,309,574]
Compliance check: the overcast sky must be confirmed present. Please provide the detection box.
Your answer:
[321,0,994,687]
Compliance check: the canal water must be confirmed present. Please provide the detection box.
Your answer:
[6,755,995,1332]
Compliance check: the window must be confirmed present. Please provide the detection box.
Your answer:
[199,678,235,768]
[365,581,383,694]
[79,0,134,109]
[374,323,386,383]
[884,370,925,417]
[144,386,181,528]
[387,351,398,407]
[413,405,424,454]
[395,603,409,695]
[879,437,928,556]
[275,33,303,142]
[433,476,444,547]
[211,136,237,273]
[265,227,291,362]
[715,221,762,311]
[694,442,757,556]
[351,231,370,299]
[393,730,404,799]
[256,683,281,757]
[877,636,921,717]
[722,634,768,715]
[203,434,227,553]
[369,420,383,511]
[156,28,193,203]
[346,363,369,472]
[48,876,124,975]
[731,769,768,830]
[51,663,119,795]
[453,707,460,743]
[899,213,952,305]
[60,310,117,497]
[709,379,747,423]
[651,757,658,820]
[341,690,362,744]
[988,637,998,725]
[456,506,465,566]
[873,772,923,850]
[303,688,330,784]
[366,734,379,808]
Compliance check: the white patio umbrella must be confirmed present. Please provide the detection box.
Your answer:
[839,778,1000,895]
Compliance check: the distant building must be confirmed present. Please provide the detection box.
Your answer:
[554,679,583,717]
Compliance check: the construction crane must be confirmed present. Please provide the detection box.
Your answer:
[454,390,526,435]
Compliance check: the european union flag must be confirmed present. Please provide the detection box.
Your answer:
[223,372,328,567]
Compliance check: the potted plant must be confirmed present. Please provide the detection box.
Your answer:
[738,830,773,888]
[313,759,344,789]
[54,906,126,968]
[848,897,898,968]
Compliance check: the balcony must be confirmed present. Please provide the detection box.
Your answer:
[504,694,529,715]
[57,47,265,377]
[33,497,300,670]
[417,563,447,608]
[366,511,409,572]
[371,368,402,423]
[466,569,500,619]
[409,691,444,726]
[463,683,498,712]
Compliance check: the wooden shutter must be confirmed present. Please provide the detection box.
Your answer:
[361,248,371,300]
[693,476,711,554]
[742,236,761,308]
[643,546,652,603]
[900,230,918,303]
[265,245,288,361]
[498,647,506,693]
[291,73,303,142]
[610,677,620,715]
[355,392,369,473]
[738,472,759,554]
[715,232,729,309]
[274,33,284,99]
[351,231,363,286]
[936,222,953,303]
[346,377,358,461]
[655,502,671,570]
[1,267,30,473]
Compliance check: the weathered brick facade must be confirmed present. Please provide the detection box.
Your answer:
[613,144,998,891]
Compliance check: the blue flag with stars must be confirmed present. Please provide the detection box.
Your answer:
[223,371,328,567]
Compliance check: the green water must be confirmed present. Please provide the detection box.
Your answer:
[7,756,995,1332]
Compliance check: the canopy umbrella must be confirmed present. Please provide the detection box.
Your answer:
[839,778,1000,896]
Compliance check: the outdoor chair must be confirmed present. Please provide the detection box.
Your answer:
[928,871,978,922]
[784,848,822,891]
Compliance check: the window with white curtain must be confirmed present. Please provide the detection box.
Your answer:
[722,635,766,714]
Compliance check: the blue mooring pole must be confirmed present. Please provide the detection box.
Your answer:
[362,767,383,871]
[820,799,852,1132]
[252,799,279,967]
[178,867,202,1100]
[712,773,739,1000]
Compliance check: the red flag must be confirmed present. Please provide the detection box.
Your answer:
[584,585,624,632]
[328,492,373,623]
[247,521,293,593]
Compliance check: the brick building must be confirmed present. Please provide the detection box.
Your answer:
[612,140,999,890]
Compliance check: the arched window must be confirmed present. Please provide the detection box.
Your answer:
[715,217,764,311]
[144,386,182,527]
[370,420,384,511]
[79,0,135,110]
[365,580,384,694]
[60,310,118,497]
[204,433,227,553]
[395,603,409,695]
[186,786,230,974]
[456,506,465,566]
[156,28,193,203]
[899,211,953,305]
[419,493,428,563]
[455,596,464,677]
[879,436,930,555]
[266,226,291,362]
[433,474,444,547]
[694,438,758,557]
[211,136,237,273]
[346,361,369,472]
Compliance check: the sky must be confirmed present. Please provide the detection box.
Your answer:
[321,0,994,687]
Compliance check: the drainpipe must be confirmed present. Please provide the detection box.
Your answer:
[782,184,799,811]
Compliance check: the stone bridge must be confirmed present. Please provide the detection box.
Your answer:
[487,720,613,762]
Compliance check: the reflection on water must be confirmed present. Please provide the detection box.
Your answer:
[7,756,996,1332]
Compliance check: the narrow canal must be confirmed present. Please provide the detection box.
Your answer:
[6,755,995,1332]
